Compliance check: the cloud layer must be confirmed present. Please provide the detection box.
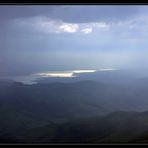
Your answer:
[1,6,148,76]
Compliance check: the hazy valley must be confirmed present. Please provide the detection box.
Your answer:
[1,70,148,143]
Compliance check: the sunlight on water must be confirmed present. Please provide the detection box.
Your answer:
[34,70,97,78]
[0,69,116,84]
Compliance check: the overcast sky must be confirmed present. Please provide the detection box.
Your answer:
[1,5,148,76]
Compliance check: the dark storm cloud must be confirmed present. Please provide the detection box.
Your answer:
[50,6,140,23]
[0,5,140,23]
[0,6,53,20]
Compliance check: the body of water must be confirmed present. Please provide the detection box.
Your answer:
[0,69,116,84]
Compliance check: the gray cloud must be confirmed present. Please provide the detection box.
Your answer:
[0,5,140,23]
[0,5,148,76]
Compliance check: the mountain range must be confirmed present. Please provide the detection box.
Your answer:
[1,71,148,143]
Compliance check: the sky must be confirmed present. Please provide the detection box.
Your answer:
[1,5,148,76]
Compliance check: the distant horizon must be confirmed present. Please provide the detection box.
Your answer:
[0,68,117,84]
[1,68,148,85]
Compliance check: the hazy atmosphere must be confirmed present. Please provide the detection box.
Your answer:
[1,5,148,144]
[1,5,148,76]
